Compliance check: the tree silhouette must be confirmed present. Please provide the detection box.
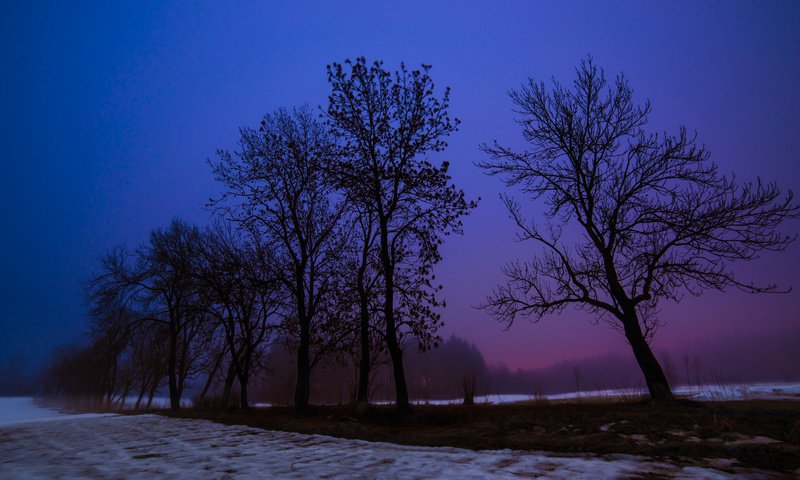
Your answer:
[326,57,477,413]
[479,58,799,400]
[196,222,282,409]
[90,219,207,410]
[338,205,384,406]
[210,107,347,411]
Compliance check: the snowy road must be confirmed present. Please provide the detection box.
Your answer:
[0,412,758,479]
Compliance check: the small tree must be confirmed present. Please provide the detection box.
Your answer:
[91,219,207,410]
[479,58,798,401]
[326,57,477,413]
[197,222,282,409]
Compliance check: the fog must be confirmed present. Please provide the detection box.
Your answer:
[243,328,800,405]
[4,326,796,404]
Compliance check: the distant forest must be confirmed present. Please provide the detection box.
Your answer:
[227,329,800,405]
[5,329,797,403]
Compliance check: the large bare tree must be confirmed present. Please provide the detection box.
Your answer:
[479,58,799,400]
[326,57,477,413]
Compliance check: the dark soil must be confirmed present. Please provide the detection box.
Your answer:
[163,399,800,474]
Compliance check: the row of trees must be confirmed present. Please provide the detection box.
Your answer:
[46,58,476,413]
[45,56,797,409]
[44,221,274,410]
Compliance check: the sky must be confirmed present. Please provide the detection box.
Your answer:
[1,0,799,373]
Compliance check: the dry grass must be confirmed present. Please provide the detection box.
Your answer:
[163,399,800,474]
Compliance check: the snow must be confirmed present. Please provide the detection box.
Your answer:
[406,382,800,405]
[0,397,111,426]
[3,392,795,478]
[0,397,65,425]
[0,413,744,479]
[723,436,781,447]
[674,382,800,401]
[103,395,188,410]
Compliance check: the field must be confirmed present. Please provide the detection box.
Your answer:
[168,399,800,476]
[2,395,800,478]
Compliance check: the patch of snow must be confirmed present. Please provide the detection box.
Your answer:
[0,414,745,479]
[401,382,800,406]
[674,466,736,480]
[112,396,190,409]
[375,393,536,406]
[724,436,781,447]
[673,382,800,401]
[0,397,65,424]
[599,422,615,432]
[0,397,113,426]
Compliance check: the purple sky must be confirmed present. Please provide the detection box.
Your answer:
[1,1,798,371]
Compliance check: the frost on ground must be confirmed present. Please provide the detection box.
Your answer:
[0,413,760,480]
[387,382,800,406]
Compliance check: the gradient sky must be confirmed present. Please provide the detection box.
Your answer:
[1,0,799,372]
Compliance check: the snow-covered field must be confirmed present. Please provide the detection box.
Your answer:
[0,397,783,479]
[407,382,800,406]
[0,397,112,426]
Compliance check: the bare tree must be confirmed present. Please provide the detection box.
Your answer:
[341,206,384,406]
[210,107,347,411]
[84,289,134,409]
[197,222,282,409]
[326,57,478,413]
[91,219,207,410]
[128,323,168,410]
[479,58,799,401]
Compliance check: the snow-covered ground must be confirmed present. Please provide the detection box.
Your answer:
[0,397,111,426]
[407,382,800,406]
[0,410,750,479]
[674,382,800,401]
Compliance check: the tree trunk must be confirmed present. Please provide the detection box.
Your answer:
[167,324,180,410]
[145,378,158,410]
[294,328,311,411]
[222,360,236,409]
[294,272,311,412]
[623,314,674,401]
[105,358,118,410]
[134,378,147,410]
[175,326,191,408]
[239,370,250,410]
[356,278,371,405]
[380,225,410,414]
[116,381,132,411]
[197,350,224,404]
[385,327,410,413]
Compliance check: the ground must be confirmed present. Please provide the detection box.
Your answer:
[1,397,799,478]
[167,399,800,476]
[0,413,775,479]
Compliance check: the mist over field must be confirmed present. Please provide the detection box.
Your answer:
[250,328,800,405]
[3,327,795,403]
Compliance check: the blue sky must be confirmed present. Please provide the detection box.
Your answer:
[1,0,799,371]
